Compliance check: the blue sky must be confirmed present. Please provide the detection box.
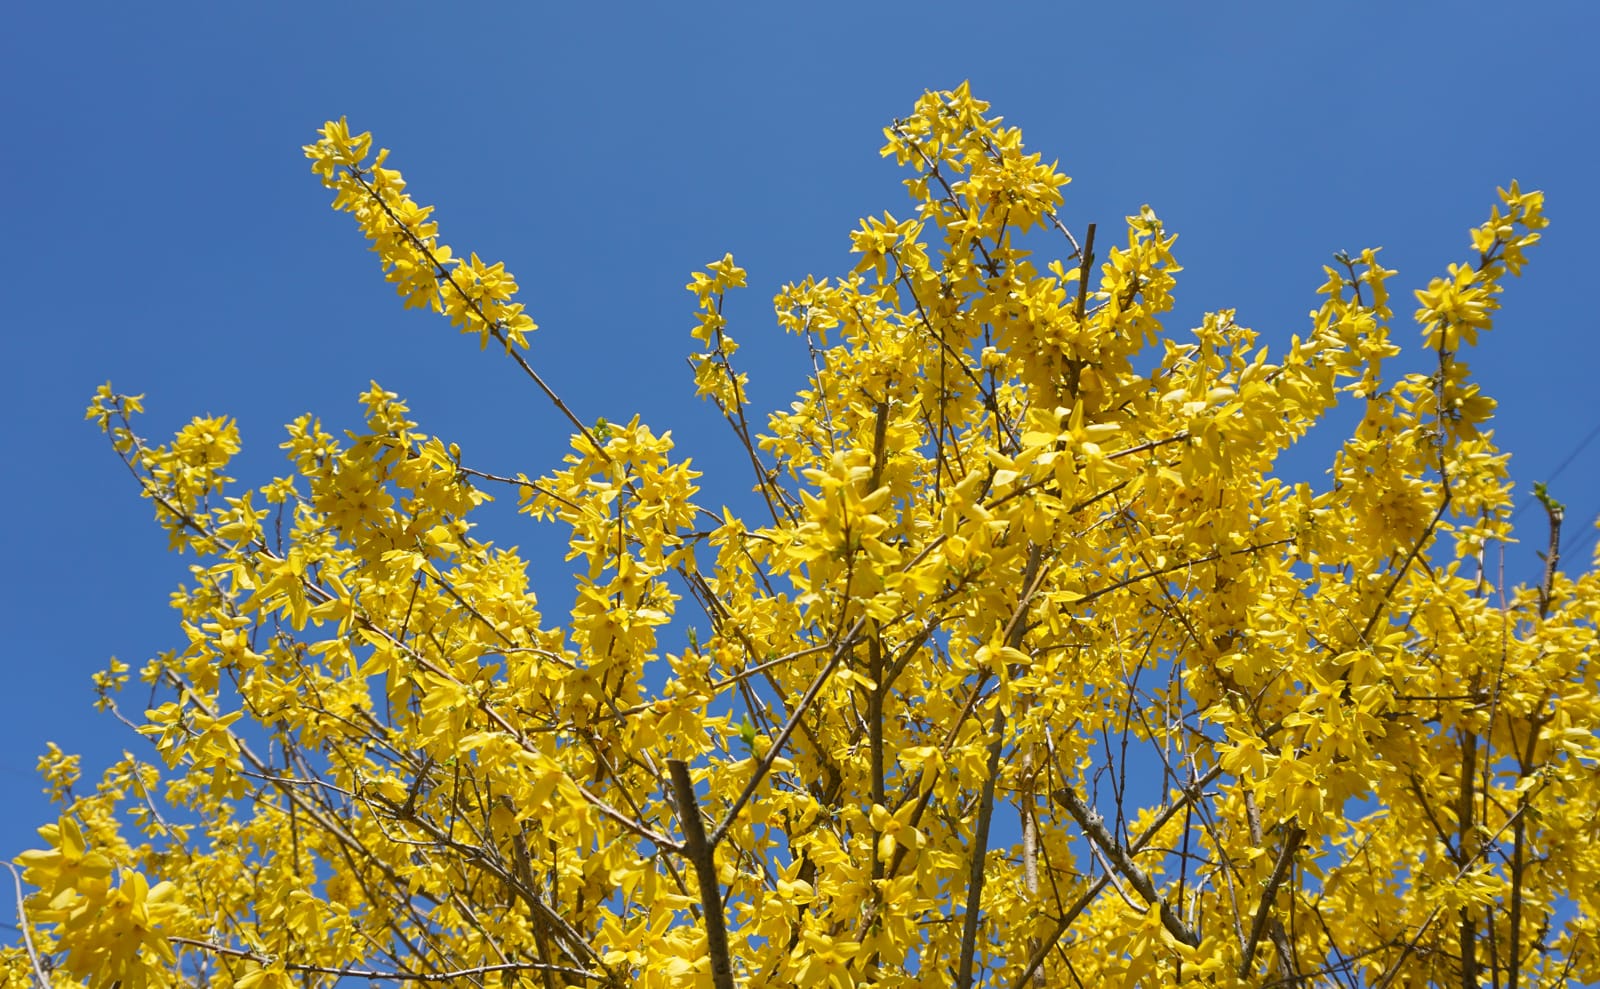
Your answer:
[3,0,1596,908]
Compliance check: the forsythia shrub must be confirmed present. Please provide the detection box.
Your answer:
[7,85,1596,988]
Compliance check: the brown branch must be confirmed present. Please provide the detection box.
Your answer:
[1015,764,1222,987]
[1239,826,1305,977]
[868,632,886,880]
[1508,813,1527,989]
[1372,779,1550,989]
[860,548,1046,948]
[357,781,607,976]
[1076,538,1296,608]
[1050,784,1199,947]
[1067,223,1097,401]
[710,616,868,846]
[450,462,583,514]
[1508,486,1562,987]
[4,863,49,989]
[1019,698,1043,988]
[107,421,673,851]
[886,248,1020,455]
[1048,212,1084,258]
[1359,495,1451,645]
[866,405,891,878]
[1456,724,1479,989]
[346,168,612,461]
[166,938,597,983]
[1535,482,1564,619]
[692,296,798,524]
[956,700,1012,989]
[668,760,734,989]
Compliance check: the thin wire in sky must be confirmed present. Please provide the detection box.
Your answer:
[1510,417,1600,523]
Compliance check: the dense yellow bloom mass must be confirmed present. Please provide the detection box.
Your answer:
[9,87,1596,988]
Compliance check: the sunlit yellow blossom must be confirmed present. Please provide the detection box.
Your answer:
[9,88,1592,989]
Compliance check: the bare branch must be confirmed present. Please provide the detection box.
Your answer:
[1239,826,1305,977]
[166,938,598,983]
[669,760,735,989]
[1015,764,1222,987]
[956,701,1011,989]
[710,616,868,845]
[4,862,49,989]
[1051,783,1200,948]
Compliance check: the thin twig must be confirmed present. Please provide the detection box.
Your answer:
[345,168,611,461]
[709,616,868,846]
[4,862,49,989]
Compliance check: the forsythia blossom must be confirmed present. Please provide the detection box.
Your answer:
[8,87,1594,989]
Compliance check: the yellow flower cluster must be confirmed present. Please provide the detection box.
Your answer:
[304,118,537,351]
[10,88,1597,989]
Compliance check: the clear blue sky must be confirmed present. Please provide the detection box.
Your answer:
[3,2,1596,897]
